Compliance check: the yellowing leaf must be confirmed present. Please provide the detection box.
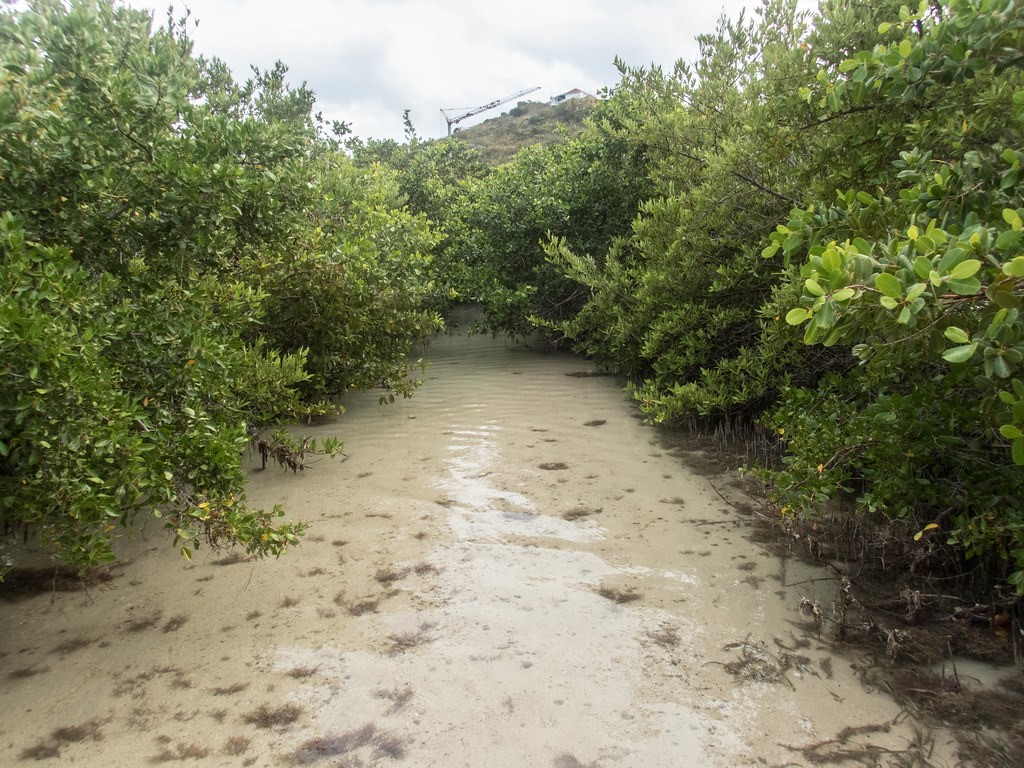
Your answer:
[1003,257,1024,277]
[785,307,810,325]
[832,287,856,302]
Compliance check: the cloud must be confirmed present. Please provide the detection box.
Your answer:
[129,0,808,141]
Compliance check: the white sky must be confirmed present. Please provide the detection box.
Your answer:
[127,0,816,142]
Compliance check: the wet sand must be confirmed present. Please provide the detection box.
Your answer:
[1,326,962,766]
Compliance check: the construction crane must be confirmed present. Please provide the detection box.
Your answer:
[440,86,541,137]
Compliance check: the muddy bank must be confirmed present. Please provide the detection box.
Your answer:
[0,327,1007,766]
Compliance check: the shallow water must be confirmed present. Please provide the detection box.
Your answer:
[1,324,957,766]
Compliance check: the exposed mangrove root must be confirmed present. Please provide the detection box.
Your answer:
[794,573,1019,668]
[783,718,941,767]
[248,429,343,472]
[708,635,814,689]
[848,663,1024,767]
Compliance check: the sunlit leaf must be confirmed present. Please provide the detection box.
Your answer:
[943,326,970,344]
[942,343,977,363]
[785,307,810,325]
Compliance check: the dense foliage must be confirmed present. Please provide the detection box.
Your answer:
[453,98,653,337]
[3,0,1021,593]
[776,0,1024,588]
[407,0,1023,590]
[0,0,442,570]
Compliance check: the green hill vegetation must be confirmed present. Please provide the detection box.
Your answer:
[451,97,596,166]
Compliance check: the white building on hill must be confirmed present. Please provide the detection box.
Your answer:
[548,88,592,105]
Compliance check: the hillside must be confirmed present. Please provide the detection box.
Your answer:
[450,96,596,166]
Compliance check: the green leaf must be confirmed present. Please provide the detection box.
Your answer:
[948,277,981,296]
[914,235,935,254]
[878,22,892,34]
[1003,208,1023,230]
[905,282,926,301]
[821,248,841,272]
[942,343,977,363]
[991,355,1011,379]
[815,301,836,328]
[785,308,809,325]
[832,287,855,302]
[937,245,967,272]
[1003,257,1024,277]
[944,326,970,344]
[803,321,820,344]
[996,229,1021,251]
[949,259,981,279]
[804,279,825,297]
[1014,437,1024,465]
[1000,424,1024,440]
[875,272,902,298]
[898,39,913,59]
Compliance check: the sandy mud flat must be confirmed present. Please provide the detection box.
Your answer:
[0,328,973,766]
